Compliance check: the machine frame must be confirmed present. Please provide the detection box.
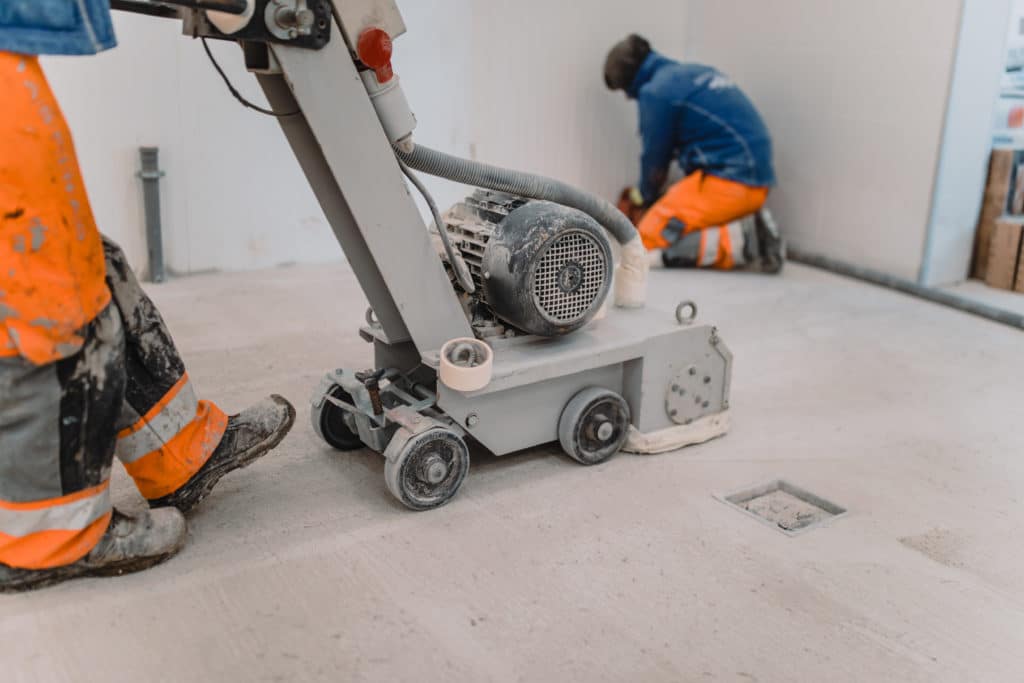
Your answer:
[118,0,733,509]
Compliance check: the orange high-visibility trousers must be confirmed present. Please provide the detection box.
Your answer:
[0,51,111,364]
[0,54,226,570]
[637,171,768,269]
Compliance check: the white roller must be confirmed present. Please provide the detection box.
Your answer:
[207,0,255,35]
[439,338,493,393]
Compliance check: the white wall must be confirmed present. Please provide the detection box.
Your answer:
[43,12,340,278]
[686,0,964,281]
[463,2,689,202]
[41,2,688,278]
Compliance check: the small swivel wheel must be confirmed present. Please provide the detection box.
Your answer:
[385,429,470,511]
[558,387,631,465]
[312,386,364,451]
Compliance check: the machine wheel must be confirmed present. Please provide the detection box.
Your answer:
[313,386,364,451]
[385,429,470,511]
[558,387,631,465]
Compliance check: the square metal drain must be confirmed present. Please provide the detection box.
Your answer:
[716,480,847,536]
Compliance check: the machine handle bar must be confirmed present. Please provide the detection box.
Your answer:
[110,0,249,16]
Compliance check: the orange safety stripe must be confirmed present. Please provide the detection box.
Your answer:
[0,481,111,570]
[122,400,227,500]
[0,513,111,570]
[0,480,107,512]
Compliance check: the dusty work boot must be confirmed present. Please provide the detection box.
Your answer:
[750,208,786,274]
[149,395,296,514]
[0,508,187,593]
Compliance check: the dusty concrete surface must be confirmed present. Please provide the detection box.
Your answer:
[3,262,1023,682]
[739,489,832,532]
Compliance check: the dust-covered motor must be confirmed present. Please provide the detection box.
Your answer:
[441,190,613,337]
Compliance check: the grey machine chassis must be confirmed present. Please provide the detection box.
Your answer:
[116,0,732,510]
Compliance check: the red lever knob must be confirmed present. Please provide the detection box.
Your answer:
[357,28,394,83]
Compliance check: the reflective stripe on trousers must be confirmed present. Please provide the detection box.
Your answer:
[115,374,227,500]
[118,375,199,462]
[0,484,112,570]
[699,228,722,267]
[0,307,123,569]
[698,221,747,270]
[102,236,228,501]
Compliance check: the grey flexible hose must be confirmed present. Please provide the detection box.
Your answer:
[397,158,476,294]
[397,144,639,246]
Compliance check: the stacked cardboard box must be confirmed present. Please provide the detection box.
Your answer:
[974,147,1024,292]
[984,218,1024,292]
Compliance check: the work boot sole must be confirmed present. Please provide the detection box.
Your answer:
[0,550,179,594]
[150,396,296,514]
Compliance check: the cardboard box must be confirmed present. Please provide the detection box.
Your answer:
[973,148,1024,278]
[984,217,1024,291]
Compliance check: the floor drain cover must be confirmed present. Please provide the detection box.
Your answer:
[716,480,847,536]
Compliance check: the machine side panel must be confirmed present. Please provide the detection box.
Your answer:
[633,327,730,434]
[271,28,473,352]
[431,309,718,396]
[438,317,731,450]
[440,365,624,456]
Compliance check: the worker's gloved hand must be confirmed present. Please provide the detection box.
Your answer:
[628,186,644,207]
[617,186,647,226]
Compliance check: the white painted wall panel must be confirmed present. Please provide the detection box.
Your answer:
[686,0,964,281]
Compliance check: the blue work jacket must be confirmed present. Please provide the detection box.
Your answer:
[0,0,117,55]
[630,52,775,203]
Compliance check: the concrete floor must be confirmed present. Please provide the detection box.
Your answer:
[3,261,1024,682]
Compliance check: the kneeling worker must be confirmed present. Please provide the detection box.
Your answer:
[605,35,784,272]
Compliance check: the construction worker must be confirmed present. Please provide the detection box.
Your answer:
[605,34,784,272]
[0,3,295,592]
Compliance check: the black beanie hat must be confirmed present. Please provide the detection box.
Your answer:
[604,34,652,91]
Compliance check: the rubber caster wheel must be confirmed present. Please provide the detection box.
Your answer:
[558,387,631,465]
[312,386,364,451]
[385,429,469,511]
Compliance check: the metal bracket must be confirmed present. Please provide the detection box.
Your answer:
[181,0,332,49]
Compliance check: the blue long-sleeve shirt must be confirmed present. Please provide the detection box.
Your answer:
[0,0,117,55]
[629,53,775,204]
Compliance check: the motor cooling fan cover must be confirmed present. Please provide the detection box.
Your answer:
[480,201,612,336]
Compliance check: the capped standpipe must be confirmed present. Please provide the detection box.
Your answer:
[357,28,416,153]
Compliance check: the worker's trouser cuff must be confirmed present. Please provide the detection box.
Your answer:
[116,375,227,500]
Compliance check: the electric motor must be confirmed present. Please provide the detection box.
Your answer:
[443,191,613,337]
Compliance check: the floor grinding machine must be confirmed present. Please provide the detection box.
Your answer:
[114,0,734,510]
